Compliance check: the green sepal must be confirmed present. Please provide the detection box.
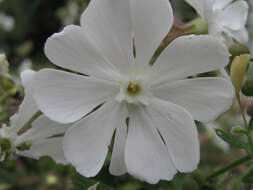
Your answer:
[215,129,247,149]
[231,125,248,135]
[72,173,114,190]
[242,75,253,97]
[229,44,250,59]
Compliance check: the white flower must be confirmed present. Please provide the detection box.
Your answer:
[28,0,234,184]
[0,70,70,164]
[0,13,14,31]
[185,0,249,46]
[18,59,32,74]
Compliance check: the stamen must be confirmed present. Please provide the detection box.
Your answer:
[0,138,11,152]
[16,141,32,151]
[127,82,141,96]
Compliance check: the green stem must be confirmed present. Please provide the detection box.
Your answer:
[247,133,253,151]
[251,58,253,62]
[237,95,253,150]
[206,155,251,181]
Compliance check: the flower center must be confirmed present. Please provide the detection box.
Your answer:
[126,82,141,96]
[16,141,32,151]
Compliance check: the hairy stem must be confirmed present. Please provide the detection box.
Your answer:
[206,155,251,181]
[237,94,253,149]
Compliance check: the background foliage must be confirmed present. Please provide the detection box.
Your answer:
[0,0,253,189]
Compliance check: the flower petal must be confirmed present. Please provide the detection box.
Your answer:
[184,0,214,18]
[130,0,173,69]
[125,105,176,184]
[16,115,71,144]
[10,70,39,133]
[220,1,249,30]
[150,35,229,86]
[45,25,117,80]
[109,104,128,176]
[147,98,199,172]
[63,101,127,177]
[28,69,118,124]
[213,0,233,10]
[152,77,235,123]
[19,137,68,165]
[225,27,249,44]
[80,0,134,75]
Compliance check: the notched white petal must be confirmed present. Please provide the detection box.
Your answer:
[152,77,235,123]
[19,137,68,165]
[147,98,200,172]
[125,105,177,184]
[63,101,127,177]
[29,69,119,124]
[45,25,116,80]
[130,0,174,69]
[150,35,229,86]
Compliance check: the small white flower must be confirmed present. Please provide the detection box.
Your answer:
[185,0,249,46]
[0,70,70,164]
[0,13,14,31]
[28,0,234,184]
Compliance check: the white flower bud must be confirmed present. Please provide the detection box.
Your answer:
[87,183,99,190]
[0,54,9,76]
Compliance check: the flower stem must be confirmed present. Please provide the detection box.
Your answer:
[206,155,251,181]
[236,94,253,149]
[237,95,249,129]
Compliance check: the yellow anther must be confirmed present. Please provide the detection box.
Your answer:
[127,82,141,96]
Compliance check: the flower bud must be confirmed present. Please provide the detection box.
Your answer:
[45,174,59,186]
[0,54,9,76]
[242,76,253,97]
[230,54,250,96]
[88,183,99,190]
[229,44,250,59]
[247,102,253,117]
[231,125,247,135]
